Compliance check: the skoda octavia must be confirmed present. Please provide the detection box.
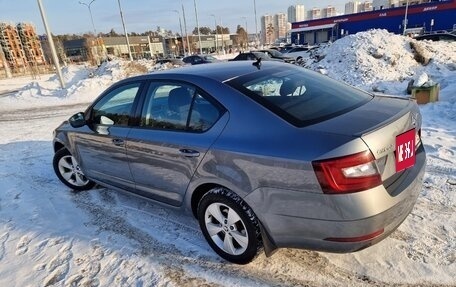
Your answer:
[53,61,426,264]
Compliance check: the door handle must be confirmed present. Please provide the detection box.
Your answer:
[112,138,124,146]
[179,149,200,157]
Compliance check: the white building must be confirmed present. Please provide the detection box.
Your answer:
[274,13,287,40]
[345,1,360,14]
[359,1,373,12]
[322,6,337,18]
[307,8,321,20]
[287,4,306,23]
[261,14,274,45]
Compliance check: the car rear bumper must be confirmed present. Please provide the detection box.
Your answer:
[244,145,426,253]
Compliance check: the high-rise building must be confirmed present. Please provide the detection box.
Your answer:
[345,1,360,14]
[288,4,306,23]
[274,13,287,41]
[261,14,274,44]
[359,1,373,12]
[296,4,306,22]
[307,8,321,20]
[288,5,296,23]
[322,6,337,18]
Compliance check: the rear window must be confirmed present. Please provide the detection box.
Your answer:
[226,66,372,127]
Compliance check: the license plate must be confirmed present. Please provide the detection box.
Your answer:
[396,128,416,172]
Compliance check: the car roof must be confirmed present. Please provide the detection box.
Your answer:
[133,61,286,82]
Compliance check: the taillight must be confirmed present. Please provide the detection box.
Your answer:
[312,151,382,194]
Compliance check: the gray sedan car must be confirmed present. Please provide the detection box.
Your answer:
[53,61,426,264]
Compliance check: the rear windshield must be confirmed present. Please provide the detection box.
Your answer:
[226,66,372,127]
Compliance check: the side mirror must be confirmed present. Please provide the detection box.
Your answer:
[69,112,86,128]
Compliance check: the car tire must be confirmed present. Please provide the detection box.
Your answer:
[197,187,262,264]
[53,148,95,191]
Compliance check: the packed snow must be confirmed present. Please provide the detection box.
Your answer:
[0,30,455,286]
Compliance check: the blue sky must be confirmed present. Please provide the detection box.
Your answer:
[0,0,345,35]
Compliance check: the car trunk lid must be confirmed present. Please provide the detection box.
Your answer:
[308,95,422,181]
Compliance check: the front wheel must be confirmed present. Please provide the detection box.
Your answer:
[197,188,262,264]
[53,148,95,191]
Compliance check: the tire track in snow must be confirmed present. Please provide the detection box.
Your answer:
[0,232,9,261]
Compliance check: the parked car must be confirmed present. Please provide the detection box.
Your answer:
[182,54,219,65]
[155,58,186,67]
[53,61,426,264]
[414,32,456,42]
[229,51,282,62]
[257,49,295,63]
[283,46,318,63]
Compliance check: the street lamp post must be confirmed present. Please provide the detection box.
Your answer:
[79,0,103,64]
[79,0,97,35]
[219,17,225,54]
[117,0,133,61]
[173,10,185,55]
[210,14,218,53]
[403,0,410,35]
[193,0,203,54]
[182,4,191,55]
[253,0,259,46]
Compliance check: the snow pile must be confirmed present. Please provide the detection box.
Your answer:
[0,60,153,111]
[306,29,456,94]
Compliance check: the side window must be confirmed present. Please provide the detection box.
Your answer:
[91,83,140,126]
[141,82,221,132]
[188,92,220,132]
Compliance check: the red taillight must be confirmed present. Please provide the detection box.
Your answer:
[312,151,382,194]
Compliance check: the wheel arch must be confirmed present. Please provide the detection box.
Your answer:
[190,182,223,218]
[54,141,65,153]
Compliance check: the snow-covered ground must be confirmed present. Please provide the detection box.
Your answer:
[0,30,454,286]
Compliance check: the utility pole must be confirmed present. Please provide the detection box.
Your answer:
[117,0,133,61]
[37,0,65,89]
[193,0,203,54]
[173,10,185,55]
[182,4,191,55]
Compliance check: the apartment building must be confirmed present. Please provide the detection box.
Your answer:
[261,14,274,44]
[0,22,46,72]
[274,13,287,40]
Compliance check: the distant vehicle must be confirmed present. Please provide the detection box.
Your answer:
[414,33,456,42]
[53,61,426,264]
[283,46,318,63]
[229,51,283,62]
[257,49,295,63]
[155,58,186,67]
[182,54,220,65]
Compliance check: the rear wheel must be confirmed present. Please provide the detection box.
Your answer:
[53,148,95,191]
[197,187,262,264]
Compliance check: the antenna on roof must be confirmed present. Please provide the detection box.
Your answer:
[252,57,262,70]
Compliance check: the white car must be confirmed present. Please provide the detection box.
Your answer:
[284,46,317,63]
